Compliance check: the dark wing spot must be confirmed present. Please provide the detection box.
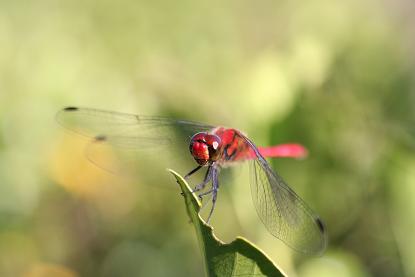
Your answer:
[95,135,107,141]
[63,106,79,111]
[316,217,326,233]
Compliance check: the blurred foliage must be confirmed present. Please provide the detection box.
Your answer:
[0,0,414,276]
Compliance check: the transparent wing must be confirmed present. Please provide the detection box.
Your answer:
[56,107,215,173]
[243,136,327,255]
[56,107,214,141]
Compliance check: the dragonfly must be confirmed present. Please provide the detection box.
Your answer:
[56,106,327,255]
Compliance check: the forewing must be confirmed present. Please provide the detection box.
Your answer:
[244,137,327,255]
[56,107,214,173]
[56,107,213,140]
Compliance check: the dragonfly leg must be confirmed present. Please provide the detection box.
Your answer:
[192,166,213,193]
[206,167,219,224]
[198,188,214,199]
[184,165,202,180]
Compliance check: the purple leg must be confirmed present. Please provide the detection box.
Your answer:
[192,166,213,193]
[206,167,219,224]
[198,188,214,198]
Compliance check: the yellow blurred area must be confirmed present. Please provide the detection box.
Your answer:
[48,134,137,220]
[48,134,113,197]
[246,51,296,123]
[23,263,78,277]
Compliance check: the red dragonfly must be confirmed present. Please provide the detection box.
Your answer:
[57,107,327,255]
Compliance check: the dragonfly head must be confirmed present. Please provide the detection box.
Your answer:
[189,132,222,165]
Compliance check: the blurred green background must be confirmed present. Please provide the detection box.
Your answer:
[1,0,414,276]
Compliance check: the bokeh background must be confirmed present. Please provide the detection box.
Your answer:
[1,0,415,276]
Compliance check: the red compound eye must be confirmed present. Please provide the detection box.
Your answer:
[189,132,222,165]
[205,134,221,160]
[189,133,209,165]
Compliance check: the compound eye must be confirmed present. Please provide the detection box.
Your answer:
[189,132,210,165]
[206,135,222,160]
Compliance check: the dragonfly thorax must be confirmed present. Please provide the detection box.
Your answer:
[189,132,222,165]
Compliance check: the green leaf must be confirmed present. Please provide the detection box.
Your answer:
[169,169,285,277]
